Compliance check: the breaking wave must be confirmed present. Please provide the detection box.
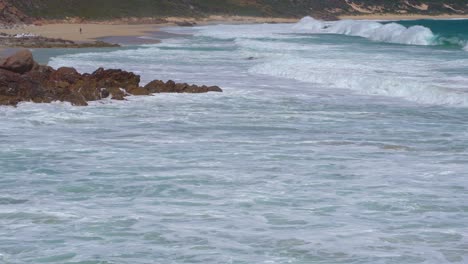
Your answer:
[293,16,464,47]
[168,18,468,50]
[250,59,468,106]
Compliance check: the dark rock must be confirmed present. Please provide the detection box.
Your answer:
[0,68,46,105]
[100,88,110,98]
[144,79,223,93]
[0,49,34,74]
[110,88,126,100]
[174,83,188,93]
[0,49,222,106]
[144,80,166,93]
[91,68,140,91]
[207,86,223,92]
[50,67,81,83]
[127,86,150,96]
[165,80,176,89]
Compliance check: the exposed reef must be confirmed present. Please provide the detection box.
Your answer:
[0,49,222,106]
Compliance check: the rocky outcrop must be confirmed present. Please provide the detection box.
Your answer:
[0,33,120,48]
[144,80,223,93]
[0,49,222,106]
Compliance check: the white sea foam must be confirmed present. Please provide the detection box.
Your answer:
[165,23,294,40]
[250,58,468,106]
[4,21,468,264]
[464,43,468,51]
[169,18,465,50]
[292,16,435,45]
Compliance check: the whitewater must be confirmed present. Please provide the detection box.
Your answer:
[1,18,468,264]
[292,16,435,45]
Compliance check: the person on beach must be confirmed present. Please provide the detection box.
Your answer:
[80,28,82,34]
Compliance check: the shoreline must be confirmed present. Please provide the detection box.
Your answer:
[0,16,298,62]
[0,16,298,44]
[1,14,467,54]
[0,23,165,43]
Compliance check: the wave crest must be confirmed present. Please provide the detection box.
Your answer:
[293,16,434,46]
[250,59,468,106]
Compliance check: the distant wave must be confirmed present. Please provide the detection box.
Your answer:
[293,17,435,46]
[464,43,468,51]
[172,18,467,50]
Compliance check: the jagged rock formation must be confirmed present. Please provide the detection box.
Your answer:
[1,0,467,24]
[0,49,222,106]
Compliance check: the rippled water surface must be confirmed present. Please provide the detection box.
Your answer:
[1,20,468,264]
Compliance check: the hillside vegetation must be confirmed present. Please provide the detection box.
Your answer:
[1,0,468,23]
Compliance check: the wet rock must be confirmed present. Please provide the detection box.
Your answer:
[110,88,126,100]
[0,49,223,106]
[91,68,140,90]
[0,49,34,74]
[100,88,110,99]
[207,86,223,92]
[50,67,82,83]
[127,86,151,96]
[144,80,223,93]
[144,80,166,93]
[0,68,45,105]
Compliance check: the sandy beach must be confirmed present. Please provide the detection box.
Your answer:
[339,13,468,20]
[1,23,163,42]
[0,16,298,44]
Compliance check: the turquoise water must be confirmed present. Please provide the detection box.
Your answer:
[398,19,468,46]
[1,19,468,263]
[393,19,468,49]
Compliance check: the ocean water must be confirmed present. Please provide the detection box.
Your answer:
[1,18,468,264]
